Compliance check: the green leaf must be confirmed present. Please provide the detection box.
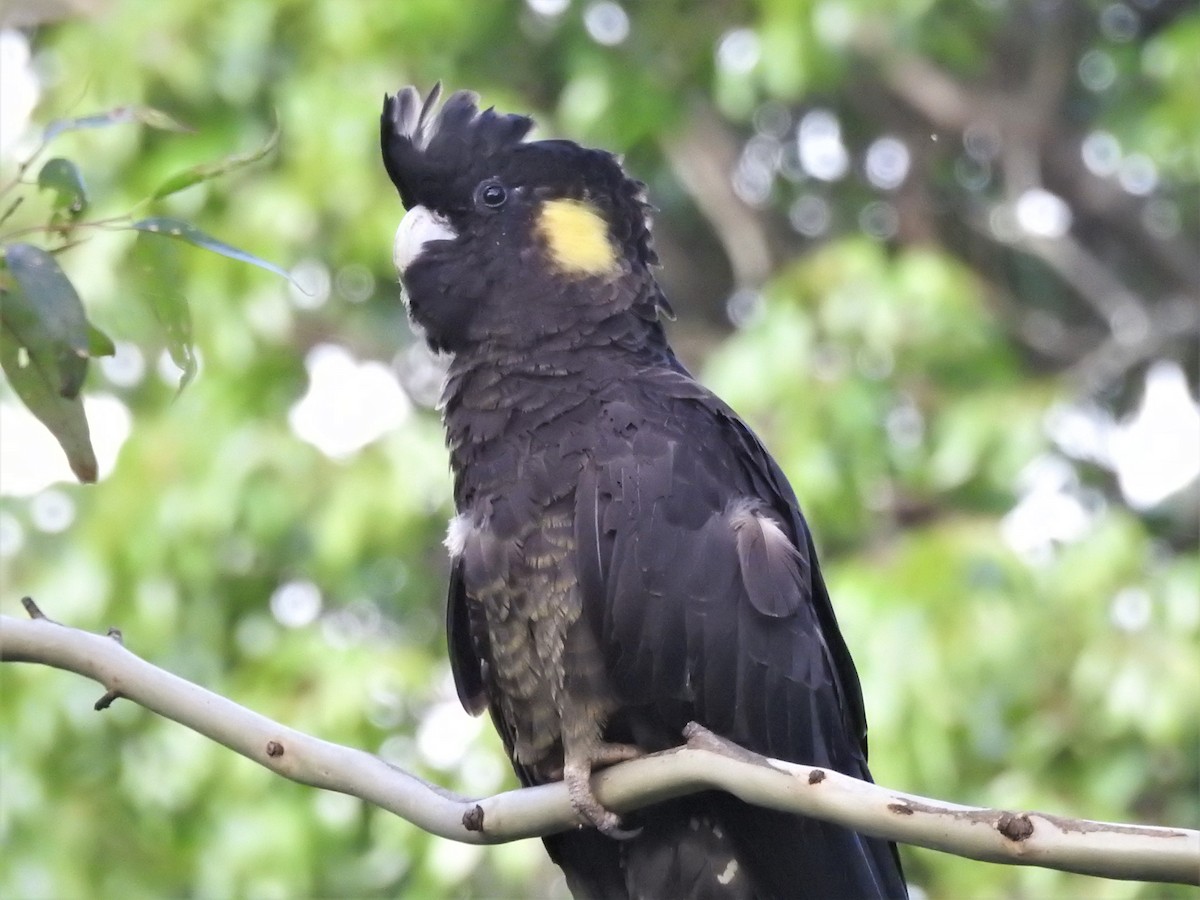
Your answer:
[130,106,194,133]
[0,242,89,398]
[43,105,192,141]
[37,157,89,219]
[150,124,280,200]
[131,216,299,287]
[0,327,97,482]
[87,323,116,358]
[128,232,196,389]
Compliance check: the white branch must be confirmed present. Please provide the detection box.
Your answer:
[2,607,1197,886]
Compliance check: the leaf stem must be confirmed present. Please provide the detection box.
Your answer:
[1,214,134,243]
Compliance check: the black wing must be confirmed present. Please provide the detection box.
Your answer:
[574,369,865,767]
[446,558,488,715]
[572,368,906,898]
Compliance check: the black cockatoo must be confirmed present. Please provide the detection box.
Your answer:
[381,83,907,900]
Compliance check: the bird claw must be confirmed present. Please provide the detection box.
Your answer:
[564,751,643,840]
[600,821,644,840]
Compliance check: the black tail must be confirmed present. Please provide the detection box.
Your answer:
[545,792,907,900]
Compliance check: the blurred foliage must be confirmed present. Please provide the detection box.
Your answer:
[1,1,1197,898]
[0,102,293,477]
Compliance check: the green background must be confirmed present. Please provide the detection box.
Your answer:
[1,0,1197,897]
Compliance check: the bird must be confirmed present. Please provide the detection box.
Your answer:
[380,83,908,900]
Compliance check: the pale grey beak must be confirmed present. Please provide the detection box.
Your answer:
[393,205,457,274]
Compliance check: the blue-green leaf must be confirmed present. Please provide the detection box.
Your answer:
[0,327,97,482]
[43,105,192,141]
[131,217,299,287]
[37,158,89,218]
[127,231,196,390]
[1,243,89,398]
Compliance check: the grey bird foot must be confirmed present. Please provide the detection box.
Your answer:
[564,743,644,839]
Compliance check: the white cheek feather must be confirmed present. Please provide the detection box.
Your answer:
[393,205,457,274]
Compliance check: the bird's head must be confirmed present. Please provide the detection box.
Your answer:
[381,84,664,354]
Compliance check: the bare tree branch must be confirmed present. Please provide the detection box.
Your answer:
[853,13,1200,402]
[2,605,1197,886]
[1019,232,1147,328]
[663,105,775,289]
[1064,296,1200,396]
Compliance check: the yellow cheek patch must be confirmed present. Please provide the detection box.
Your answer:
[536,198,618,277]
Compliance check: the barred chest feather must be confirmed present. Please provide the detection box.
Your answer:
[440,353,619,774]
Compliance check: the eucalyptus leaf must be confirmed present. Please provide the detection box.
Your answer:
[131,216,299,288]
[87,323,116,358]
[132,106,194,133]
[128,231,196,389]
[1,243,89,398]
[37,158,88,218]
[150,124,280,200]
[44,105,191,141]
[0,328,97,483]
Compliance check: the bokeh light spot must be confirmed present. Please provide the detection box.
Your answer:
[1078,49,1117,92]
[859,200,899,240]
[289,343,412,459]
[269,579,322,628]
[864,136,910,190]
[0,511,24,558]
[789,194,832,237]
[1015,188,1072,238]
[526,0,570,15]
[30,489,75,533]
[717,28,760,74]
[1117,153,1157,195]
[584,1,629,46]
[1099,3,1139,42]
[288,258,331,310]
[1081,131,1121,177]
[1110,587,1152,633]
[797,109,849,182]
[99,341,146,388]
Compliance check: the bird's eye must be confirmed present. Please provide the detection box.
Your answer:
[477,181,508,209]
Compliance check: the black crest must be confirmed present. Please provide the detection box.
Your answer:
[381,83,534,210]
